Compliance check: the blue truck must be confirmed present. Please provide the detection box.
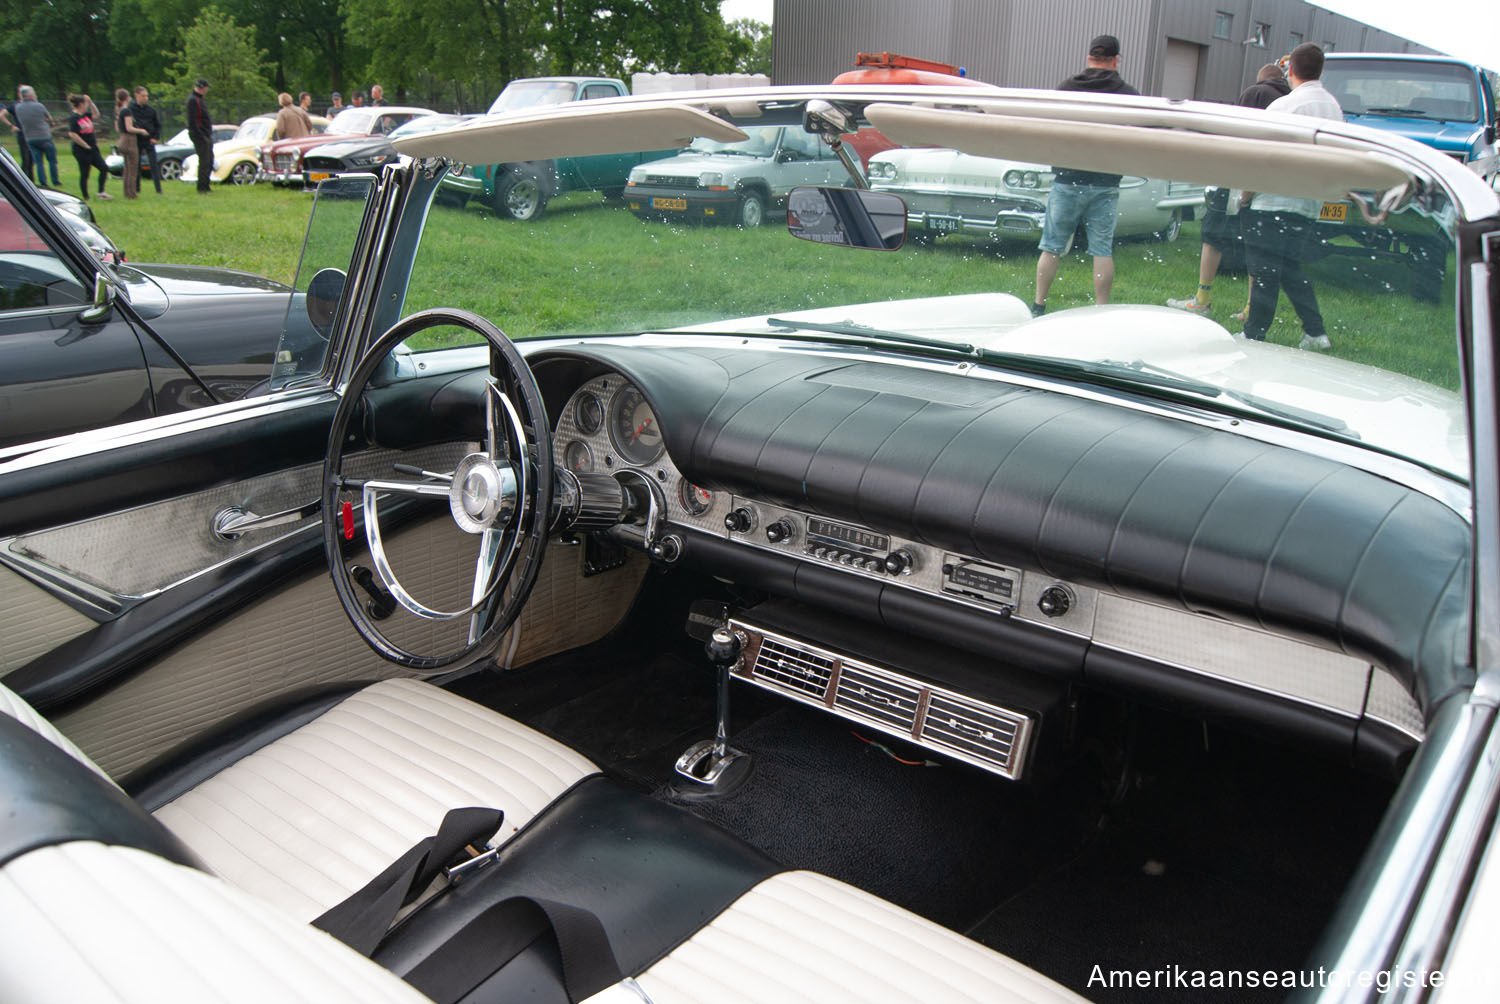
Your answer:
[1323,53,1499,186]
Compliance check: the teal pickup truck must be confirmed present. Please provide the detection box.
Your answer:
[462,77,677,220]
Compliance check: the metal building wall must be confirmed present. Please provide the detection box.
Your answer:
[772,0,1435,102]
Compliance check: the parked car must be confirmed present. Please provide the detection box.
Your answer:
[452,76,676,221]
[37,186,94,222]
[1,81,1498,1004]
[0,149,313,448]
[181,113,330,186]
[259,106,436,185]
[625,124,852,225]
[1324,52,1499,186]
[867,147,1201,244]
[106,125,237,181]
[300,114,475,191]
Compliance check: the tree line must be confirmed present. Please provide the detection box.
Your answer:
[1,0,771,115]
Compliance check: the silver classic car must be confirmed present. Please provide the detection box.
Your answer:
[0,80,1497,1004]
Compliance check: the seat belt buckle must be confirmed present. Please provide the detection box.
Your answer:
[444,843,499,886]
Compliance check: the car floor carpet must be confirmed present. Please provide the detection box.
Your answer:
[655,705,1086,933]
[966,718,1395,1003]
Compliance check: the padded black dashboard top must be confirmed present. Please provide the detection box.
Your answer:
[535,344,1472,715]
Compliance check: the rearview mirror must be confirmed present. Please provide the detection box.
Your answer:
[786,187,907,250]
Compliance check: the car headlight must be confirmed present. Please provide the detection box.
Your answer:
[867,161,895,181]
[628,167,645,184]
[348,154,387,168]
[698,171,724,189]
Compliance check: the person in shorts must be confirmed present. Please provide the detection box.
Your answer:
[1031,35,1138,316]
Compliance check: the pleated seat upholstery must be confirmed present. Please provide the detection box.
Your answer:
[150,677,599,921]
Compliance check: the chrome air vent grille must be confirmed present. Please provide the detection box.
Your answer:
[834,665,921,733]
[751,638,835,701]
[729,620,1035,780]
[921,694,1024,772]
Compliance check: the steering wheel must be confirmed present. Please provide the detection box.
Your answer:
[322,308,553,669]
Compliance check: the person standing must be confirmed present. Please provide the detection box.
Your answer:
[186,78,213,193]
[66,94,112,201]
[273,92,310,140]
[1239,44,1343,350]
[14,86,60,188]
[1030,35,1138,316]
[1,86,35,180]
[130,87,163,193]
[369,84,387,107]
[1165,62,1290,317]
[351,92,366,108]
[116,88,142,199]
[326,91,343,117]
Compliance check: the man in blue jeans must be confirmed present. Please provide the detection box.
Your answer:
[1031,35,1138,317]
[13,86,59,187]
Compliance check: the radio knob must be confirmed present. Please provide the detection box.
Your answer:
[839,552,854,565]
[1037,584,1074,618]
[724,506,755,533]
[765,518,794,544]
[884,548,916,575]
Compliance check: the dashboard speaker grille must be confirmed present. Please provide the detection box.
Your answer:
[731,620,1034,780]
[751,638,836,702]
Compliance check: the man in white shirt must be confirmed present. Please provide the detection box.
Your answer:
[1240,44,1344,350]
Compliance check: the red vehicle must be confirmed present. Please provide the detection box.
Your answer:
[259,105,436,185]
[832,53,999,166]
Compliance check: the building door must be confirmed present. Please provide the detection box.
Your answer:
[1162,39,1202,99]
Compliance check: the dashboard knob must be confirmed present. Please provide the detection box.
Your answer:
[724,506,756,533]
[838,552,854,565]
[1037,584,1074,618]
[765,518,794,544]
[884,548,916,575]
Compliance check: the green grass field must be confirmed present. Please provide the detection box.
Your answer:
[54,154,1460,391]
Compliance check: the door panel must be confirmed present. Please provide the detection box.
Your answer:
[0,567,95,676]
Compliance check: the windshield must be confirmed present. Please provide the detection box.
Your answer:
[1322,59,1481,121]
[395,98,1469,479]
[488,81,578,114]
[684,126,782,157]
[235,118,274,142]
[328,109,375,136]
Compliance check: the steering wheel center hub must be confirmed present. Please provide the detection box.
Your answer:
[449,452,516,533]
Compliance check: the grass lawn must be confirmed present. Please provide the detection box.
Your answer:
[49,154,1461,392]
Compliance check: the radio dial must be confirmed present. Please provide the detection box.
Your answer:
[765,518,794,544]
[1037,584,1074,618]
[724,506,756,533]
[884,548,916,575]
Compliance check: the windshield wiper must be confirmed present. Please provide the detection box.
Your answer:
[1364,106,1427,117]
[766,317,977,355]
[1110,358,1353,435]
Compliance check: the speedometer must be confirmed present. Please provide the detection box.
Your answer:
[608,385,665,467]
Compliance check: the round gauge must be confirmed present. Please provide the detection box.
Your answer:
[678,479,713,517]
[562,440,593,474]
[574,391,603,435]
[609,385,665,467]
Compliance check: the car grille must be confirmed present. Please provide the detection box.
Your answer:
[272,152,298,172]
[640,174,696,187]
[302,156,340,171]
[731,621,1034,779]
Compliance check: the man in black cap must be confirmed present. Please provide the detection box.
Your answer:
[1031,34,1138,316]
[186,78,213,193]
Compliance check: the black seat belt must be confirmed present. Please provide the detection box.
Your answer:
[313,806,503,955]
[403,893,624,1004]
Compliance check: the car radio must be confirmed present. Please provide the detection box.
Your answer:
[941,557,1021,612]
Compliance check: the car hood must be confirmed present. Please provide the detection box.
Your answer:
[679,295,1466,479]
[1342,114,1485,154]
[119,263,293,319]
[213,137,266,156]
[641,151,769,177]
[264,134,355,155]
[304,136,393,160]
[872,147,1047,185]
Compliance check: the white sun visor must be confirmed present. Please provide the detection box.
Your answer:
[391,102,748,164]
[865,102,1415,202]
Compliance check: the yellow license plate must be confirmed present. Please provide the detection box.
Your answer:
[1319,202,1347,222]
[652,196,688,211]
[308,171,331,182]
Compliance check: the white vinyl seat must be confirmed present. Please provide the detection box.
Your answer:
[1,677,599,922]
[628,870,1089,1004]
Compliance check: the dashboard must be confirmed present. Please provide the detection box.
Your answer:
[549,366,1431,778]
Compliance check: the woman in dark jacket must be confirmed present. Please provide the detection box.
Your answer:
[66,94,112,201]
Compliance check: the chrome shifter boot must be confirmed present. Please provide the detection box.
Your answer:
[673,627,752,796]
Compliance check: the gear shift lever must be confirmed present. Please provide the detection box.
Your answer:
[672,627,752,795]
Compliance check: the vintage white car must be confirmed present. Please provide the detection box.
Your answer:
[0,80,1497,1004]
[868,146,1203,243]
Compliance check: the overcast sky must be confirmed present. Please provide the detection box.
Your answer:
[719,1,1497,68]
